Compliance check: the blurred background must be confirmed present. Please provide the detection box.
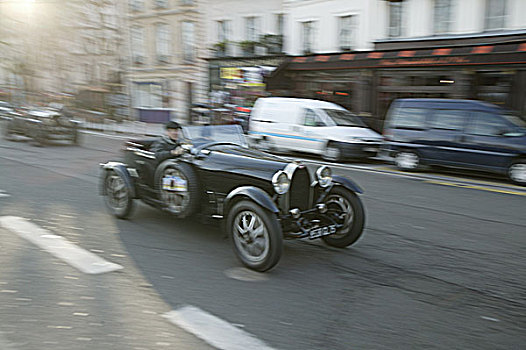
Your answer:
[1,0,525,130]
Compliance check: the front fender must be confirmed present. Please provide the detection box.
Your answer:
[99,162,136,198]
[224,186,279,216]
[332,175,363,194]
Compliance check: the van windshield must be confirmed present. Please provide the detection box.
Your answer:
[322,109,367,127]
[502,113,526,129]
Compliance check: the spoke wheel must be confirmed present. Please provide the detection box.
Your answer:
[508,161,526,186]
[104,170,134,219]
[227,200,282,272]
[321,187,365,248]
[160,167,191,215]
[395,151,420,171]
[322,144,342,162]
[155,161,199,218]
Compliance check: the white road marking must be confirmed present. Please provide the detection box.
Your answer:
[0,189,10,198]
[163,305,277,350]
[224,267,269,282]
[0,216,123,274]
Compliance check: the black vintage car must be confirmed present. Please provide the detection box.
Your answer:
[100,125,365,271]
[3,106,81,146]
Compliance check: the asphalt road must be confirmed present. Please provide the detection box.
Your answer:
[0,130,525,350]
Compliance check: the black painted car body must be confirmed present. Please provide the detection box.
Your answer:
[100,125,365,271]
[3,107,80,146]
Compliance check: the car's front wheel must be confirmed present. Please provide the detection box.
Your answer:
[508,160,526,186]
[321,186,365,248]
[227,200,283,272]
[103,170,135,219]
[322,143,342,162]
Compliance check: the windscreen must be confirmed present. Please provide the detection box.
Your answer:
[322,109,367,127]
[182,124,248,147]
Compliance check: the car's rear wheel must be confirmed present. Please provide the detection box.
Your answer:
[321,187,365,248]
[156,161,199,218]
[322,143,342,162]
[72,129,81,145]
[258,137,275,153]
[395,150,420,171]
[103,170,135,219]
[2,122,13,141]
[508,160,526,186]
[227,200,283,272]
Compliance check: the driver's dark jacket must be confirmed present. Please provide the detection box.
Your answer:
[150,135,181,160]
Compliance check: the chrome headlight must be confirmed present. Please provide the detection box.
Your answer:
[272,170,290,195]
[316,166,332,188]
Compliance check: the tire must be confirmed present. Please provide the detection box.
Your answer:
[394,150,420,171]
[30,130,46,147]
[103,170,135,219]
[322,143,342,162]
[2,122,12,141]
[321,187,365,248]
[508,160,526,186]
[258,137,274,153]
[155,161,200,218]
[227,200,283,272]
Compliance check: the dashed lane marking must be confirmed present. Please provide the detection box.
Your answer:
[163,305,277,350]
[0,189,10,198]
[0,216,123,274]
[423,180,526,196]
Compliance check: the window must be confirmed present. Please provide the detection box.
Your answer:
[339,15,357,51]
[155,0,168,9]
[156,23,171,63]
[467,112,509,136]
[131,26,145,63]
[182,21,195,62]
[245,17,258,41]
[302,21,315,54]
[218,20,230,42]
[389,108,428,129]
[276,14,284,35]
[129,0,143,12]
[485,0,507,30]
[434,0,453,34]
[429,109,466,130]
[304,109,318,126]
[388,1,403,37]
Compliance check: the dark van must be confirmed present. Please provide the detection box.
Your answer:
[383,99,526,185]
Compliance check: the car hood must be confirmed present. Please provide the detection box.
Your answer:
[199,145,291,182]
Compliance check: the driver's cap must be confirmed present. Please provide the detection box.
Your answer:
[166,121,181,130]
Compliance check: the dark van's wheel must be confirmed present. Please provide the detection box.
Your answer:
[72,129,81,145]
[394,150,420,171]
[227,200,283,272]
[321,187,365,248]
[104,170,135,219]
[155,161,200,218]
[508,160,526,186]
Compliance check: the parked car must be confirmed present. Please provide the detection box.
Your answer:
[248,97,383,162]
[3,106,81,146]
[100,124,366,271]
[383,98,526,185]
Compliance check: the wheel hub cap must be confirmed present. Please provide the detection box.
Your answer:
[510,164,526,183]
[233,211,269,263]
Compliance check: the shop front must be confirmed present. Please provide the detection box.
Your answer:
[267,35,526,132]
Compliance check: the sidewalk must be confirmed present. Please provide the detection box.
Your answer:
[80,119,167,136]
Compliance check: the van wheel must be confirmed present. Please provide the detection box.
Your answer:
[258,138,274,153]
[323,143,342,162]
[508,160,526,186]
[395,150,420,171]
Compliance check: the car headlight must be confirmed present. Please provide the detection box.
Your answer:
[272,170,290,195]
[316,166,332,188]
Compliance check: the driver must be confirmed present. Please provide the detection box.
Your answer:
[150,121,184,159]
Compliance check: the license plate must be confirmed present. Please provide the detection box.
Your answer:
[162,176,187,192]
[309,224,337,239]
[364,147,378,152]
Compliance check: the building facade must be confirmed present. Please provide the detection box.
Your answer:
[125,0,208,121]
[268,0,526,131]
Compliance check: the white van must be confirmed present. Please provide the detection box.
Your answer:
[248,97,383,161]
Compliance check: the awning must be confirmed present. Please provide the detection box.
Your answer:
[267,41,526,89]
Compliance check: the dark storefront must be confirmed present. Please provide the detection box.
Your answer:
[267,33,526,132]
